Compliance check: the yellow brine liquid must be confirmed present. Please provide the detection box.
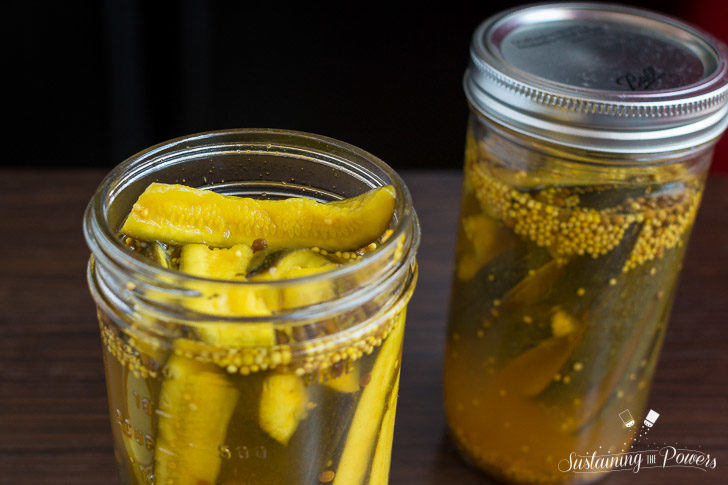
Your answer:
[444,126,705,484]
[98,183,412,485]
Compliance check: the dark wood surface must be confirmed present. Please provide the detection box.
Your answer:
[0,170,726,484]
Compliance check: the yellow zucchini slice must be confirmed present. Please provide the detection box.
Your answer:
[155,244,266,484]
[154,354,240,485]
[324,366,360,394]
[253,249,334,278]
[494,335,579,398]
[368,371,401,485]
[121,183,396,251]
[179,243,276,347]
[249,249,338,310]
[179,243,253,280]
[333,311,406,485]
[254,250,341,442]
[258,373,308,445]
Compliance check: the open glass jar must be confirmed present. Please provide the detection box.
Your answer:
[444,4,728,484]
[84,129,420,485]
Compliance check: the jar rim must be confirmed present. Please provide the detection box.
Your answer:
[83,128,420,292]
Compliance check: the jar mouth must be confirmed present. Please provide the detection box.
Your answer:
[83,128,420,293]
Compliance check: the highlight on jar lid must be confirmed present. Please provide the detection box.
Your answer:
[465,2,728,153]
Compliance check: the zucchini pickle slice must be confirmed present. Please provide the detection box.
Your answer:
[368,371,401,484]
[258,373,309,446]
[119,182,401,484]
[121,183,396,251]
[154,355,240,485]
[333,310,406,485]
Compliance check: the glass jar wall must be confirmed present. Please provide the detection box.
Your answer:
[84,129,420,485]
[444,113,715,484]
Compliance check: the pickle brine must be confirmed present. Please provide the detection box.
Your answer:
[100,183,406,485]
[444,129,704,484]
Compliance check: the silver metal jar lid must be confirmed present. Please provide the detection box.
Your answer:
[465,3,728,153]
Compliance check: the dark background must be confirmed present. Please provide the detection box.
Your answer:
[17,0,728,172]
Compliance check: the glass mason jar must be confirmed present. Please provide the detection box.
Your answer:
[83,129,420,485]
[444,4,728,484]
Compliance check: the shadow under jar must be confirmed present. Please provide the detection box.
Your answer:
[84,129,420,485]
[444,4,728,484]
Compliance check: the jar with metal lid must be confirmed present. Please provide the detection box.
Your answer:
[443,4,728,484]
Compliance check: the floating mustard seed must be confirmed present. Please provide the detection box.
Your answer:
[576,288,585,296]
[573,362,583,372]
[551,310,577,337]
[318,470,335,483]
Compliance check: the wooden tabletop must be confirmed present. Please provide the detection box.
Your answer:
[1,170,726,484]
